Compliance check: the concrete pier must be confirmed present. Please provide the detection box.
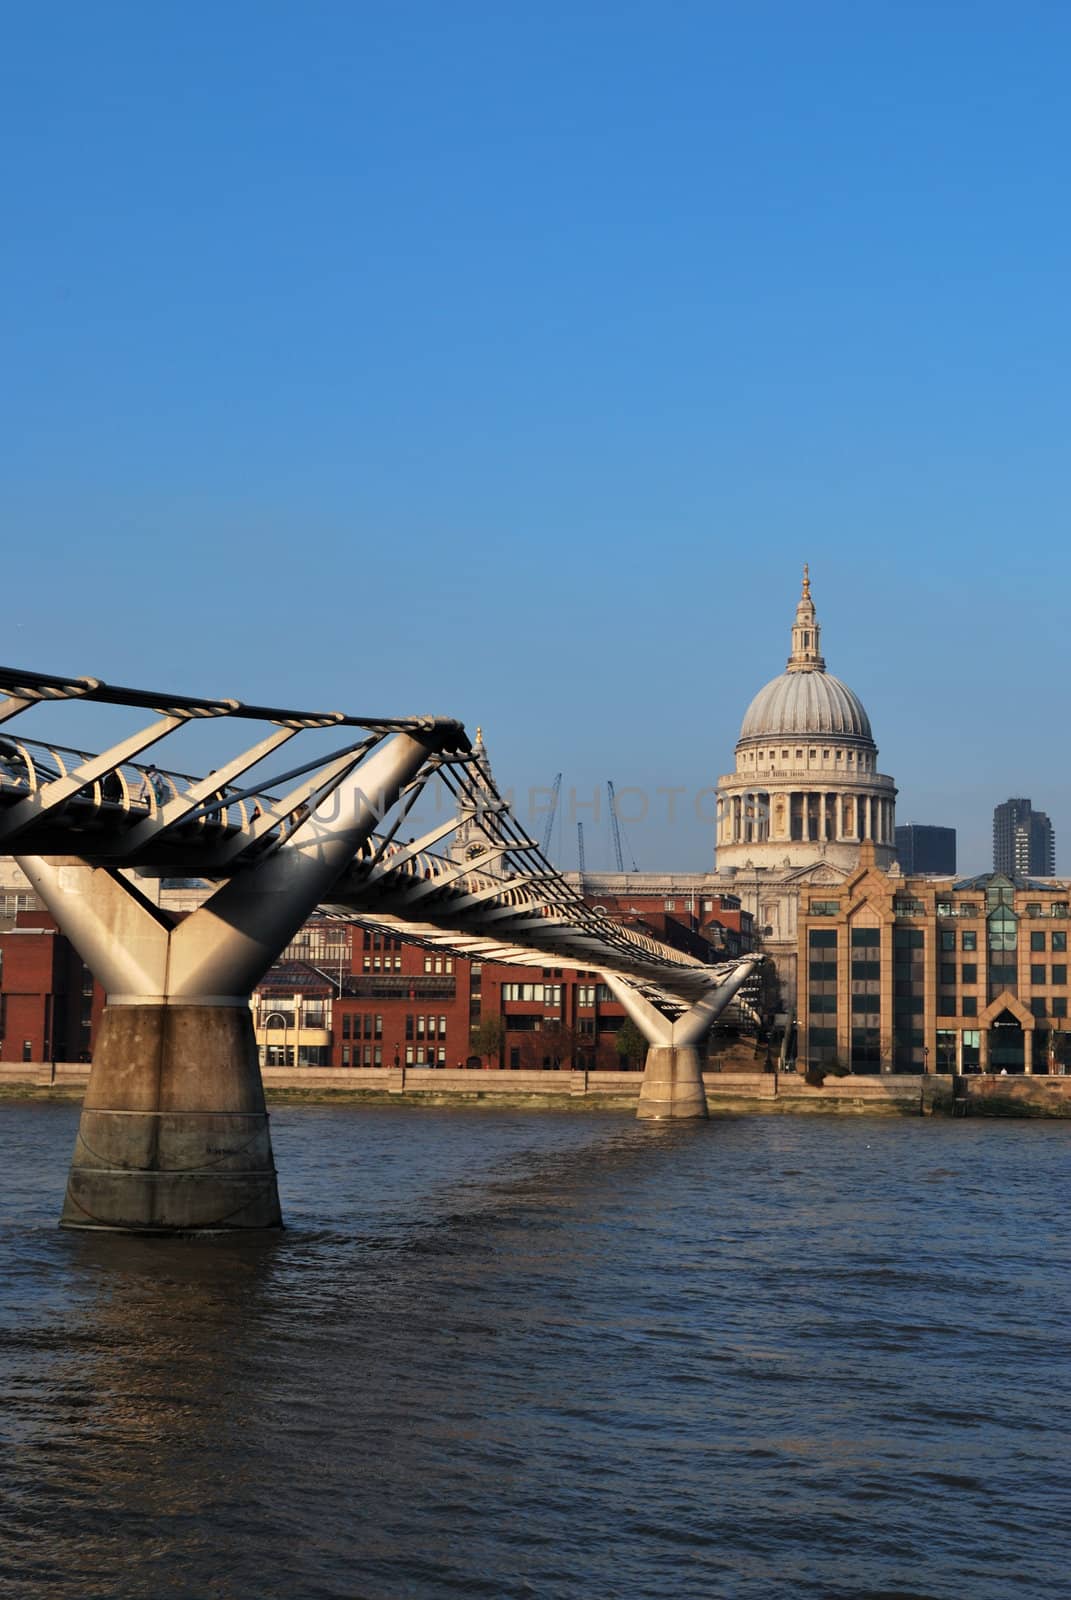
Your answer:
[636,1045,708,1120]
[60,1004,281,1232]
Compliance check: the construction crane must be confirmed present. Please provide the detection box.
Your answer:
[577,820,586,876]
[541,773,562,856]
[606,779,638,872]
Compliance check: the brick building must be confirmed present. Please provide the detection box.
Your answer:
[0,912,104,1063]
[2,894,748,1071]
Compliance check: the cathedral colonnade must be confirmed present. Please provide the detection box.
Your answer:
[717,788,896,849]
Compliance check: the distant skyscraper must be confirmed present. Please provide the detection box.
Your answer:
[895,823,956,875]
[993,798,1056,877]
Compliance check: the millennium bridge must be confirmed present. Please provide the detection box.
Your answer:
[0,665,759,1233]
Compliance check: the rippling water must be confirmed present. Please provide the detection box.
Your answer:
[0,1102,1068,1599]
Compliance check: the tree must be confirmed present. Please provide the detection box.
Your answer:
[614,1017,647,1069]
[470,1015,504,1067]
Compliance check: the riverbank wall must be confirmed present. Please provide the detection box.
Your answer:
[4,1063,1071,1116]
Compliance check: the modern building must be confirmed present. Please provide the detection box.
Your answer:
[993,798,1055,877]
[895,823,956,876]
[798,844,1071,1075]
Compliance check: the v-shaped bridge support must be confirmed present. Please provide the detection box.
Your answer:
[601,958,760,1119]
[17,731,442,1232]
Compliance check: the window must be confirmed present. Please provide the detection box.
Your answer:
[342,1014,351,1039]
[1026,903,1042,917]
[937,996,957,1016]
[962,931,977,951]
[1031,998,1047,1018]
[664,900,675,911]
[374,1045,382,1066]
[405,1045,414,1065]
[962,996,977,1016]
[341,1046,350,1066]
[940,931,956,952]
[851,928,879,947]
[424,955,433,973]
[810,901,840,916]
[940,963,956,986]
[1031,966,1047,985]
[1053,965,1068,985]
[1031,932,1046,952]
[895,899,925,917]
[962,964,977,984]
[809,929,837,949]
[811,994,837,1013]
[1053,997,1067,1019]
[405,1015,414,1040]
[502,983,544,1002]
[1054,931,1067,952]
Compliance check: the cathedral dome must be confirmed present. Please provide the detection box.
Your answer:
[740,670,872,743]
[737,565,873,746]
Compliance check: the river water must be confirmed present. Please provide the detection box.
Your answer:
[0,1103,1067,1600]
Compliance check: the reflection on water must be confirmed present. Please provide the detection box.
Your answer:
[1,1103,1068,1599]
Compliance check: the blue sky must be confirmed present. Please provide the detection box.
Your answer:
[3,2,1069,873]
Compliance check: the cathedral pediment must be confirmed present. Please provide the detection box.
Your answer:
[780,861,851,886]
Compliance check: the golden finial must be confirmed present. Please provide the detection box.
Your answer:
[475,725,483,742]
[802,562,811,598]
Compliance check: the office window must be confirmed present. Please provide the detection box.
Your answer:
[342,1014,351,1039]
[1031,932,1046,952]
[937,996,957,1016]
[962,964,977,984]
[1053,997,1067,1018]
[962,996,977,1016]
[939,963,956,986]
[1031,966,1047,985]
[809,930,837,949]
[1031,998,1047,1018]
[405,1045,414,1065]
[1054,964,1068,985]
[940,931,955,951]
[962,931,977,951]
[341,1046,350,1066]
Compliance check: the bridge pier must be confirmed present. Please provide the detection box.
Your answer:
[61,1003,279,1231]
[635,1044,708,1120]
[601,959,760,1120]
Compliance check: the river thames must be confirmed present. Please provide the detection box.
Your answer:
[1,1103,1067,1599]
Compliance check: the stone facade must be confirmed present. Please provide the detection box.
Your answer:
[798,847,1071,1074]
